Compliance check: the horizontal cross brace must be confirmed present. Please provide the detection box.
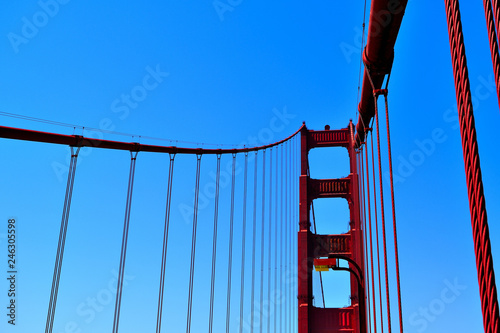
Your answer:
[313,233,352,258]
[310,306,354,332]
[307,128,350,150]
[309,177,351,199]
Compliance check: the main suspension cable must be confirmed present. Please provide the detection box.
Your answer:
[483,0,500,109]
[446,0,500,330]
[156,153,176,333]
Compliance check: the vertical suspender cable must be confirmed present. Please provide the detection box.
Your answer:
[45,146,80,333]
[267,148,273,333]
[293,136,299,332]
[285,141,292,332]
[364,139,378,333]
[156,153,176,333]
[251,152,258,333]
[259,150,266,333]
[291,138,295,331]
[112,150,139,333]
[226,154,237,333]
[371,132,385,333]
[373,93,392,333]
[209,154,222,333]
[288,141,293,333]
[360,149,372,333]
[294,136,298,332]
[239,153,249,333]
[381,92,404,332]
[483,0,500,109]
[186,154,202,333]
[280,144,284,333]
[284,142,288,333]
[445,1,500,331]
[274,147,278,333]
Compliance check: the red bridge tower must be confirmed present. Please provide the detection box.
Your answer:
[298,122,366,333]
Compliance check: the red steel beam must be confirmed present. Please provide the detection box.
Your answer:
[0,124,304,155]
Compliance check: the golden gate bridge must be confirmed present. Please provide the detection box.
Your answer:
[1,0,500,332]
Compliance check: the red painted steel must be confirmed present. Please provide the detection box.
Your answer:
[309,177,351,199]
[483,0,500,110]
[354,0,408,147]
[298,123,366,333]
[307,128,350,149]
[311,307,355,332]
[313,234,352,258]
[445,0,500,331]
[298,125,313,333]
[0,125,304,155]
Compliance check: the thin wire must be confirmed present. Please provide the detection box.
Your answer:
[0,111,304,149]
[112,150,139,333]
[185,154,202,333]
[156,154,176,333]
[356,0,369,113]
[45,146,80,333]
[239,153,249,333]
[251,152,259,333]
[226,154,237,333]
[209,154,222,333]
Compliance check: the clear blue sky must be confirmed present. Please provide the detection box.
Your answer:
[0,1,498,333]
